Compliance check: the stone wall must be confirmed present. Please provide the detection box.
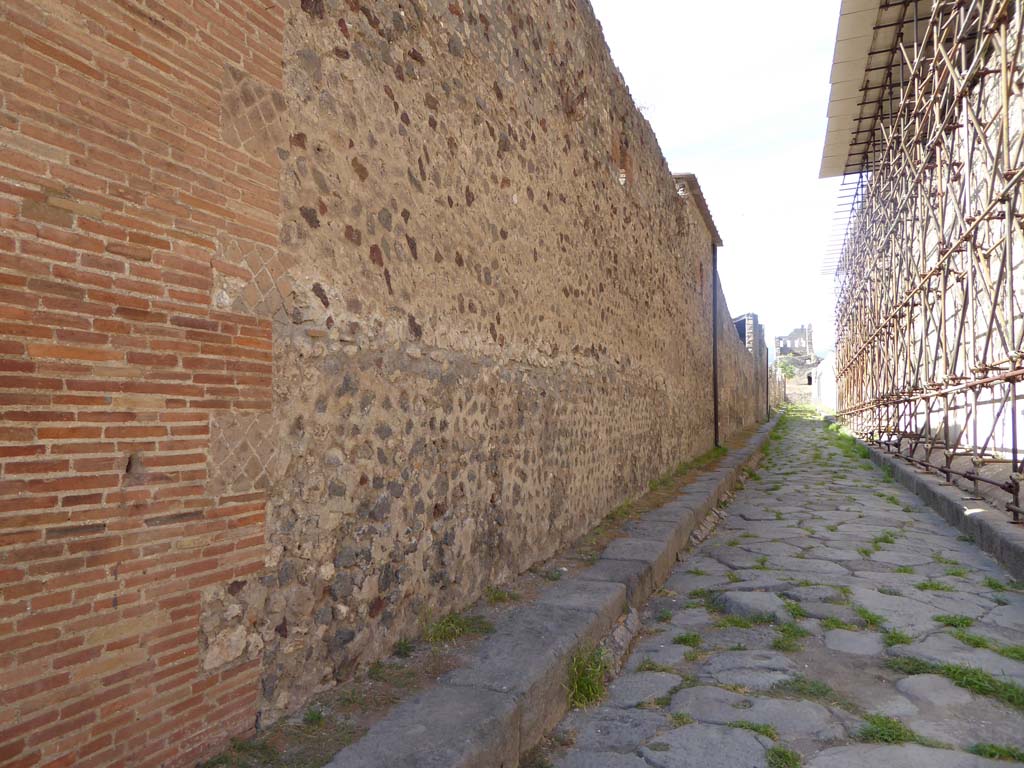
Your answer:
[716,283,762,440]
[0,0,767,764]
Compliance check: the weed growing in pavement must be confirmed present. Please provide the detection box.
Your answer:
[857,714,945,747]
[567,646,608,708]
[821,617,858,631]
[392,639,414,658]
[423,613,494,644]
[766,746,802,768]
[883,629,913,647]
[673,632,701,648]
[967,744,1024,762]
[854,606,885,629]
[949,630,1024,662]
[772,623,810,652]
[915,580,955,592]
[887,657,1024,711]
[484,586,520,605]
[728,720,778,740]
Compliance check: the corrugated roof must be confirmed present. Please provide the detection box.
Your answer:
[819,0,934,178]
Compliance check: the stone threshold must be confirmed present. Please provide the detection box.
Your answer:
[325,414,782,768]
[865,443,1024,582]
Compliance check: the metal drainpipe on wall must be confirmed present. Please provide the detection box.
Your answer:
[712,245,720,447]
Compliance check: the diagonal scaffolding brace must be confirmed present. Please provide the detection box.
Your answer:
[834,0,1024,521]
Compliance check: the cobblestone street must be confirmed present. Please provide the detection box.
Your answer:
[546,411,1024,767]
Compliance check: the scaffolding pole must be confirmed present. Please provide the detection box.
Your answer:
[834,0,1024,521]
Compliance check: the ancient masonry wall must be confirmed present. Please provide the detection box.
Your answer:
[0,1,767,765]
[716,283,762,440]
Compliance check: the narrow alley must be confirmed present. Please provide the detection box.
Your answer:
[544,409,1024,768]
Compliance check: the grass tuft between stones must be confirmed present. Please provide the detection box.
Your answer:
[821,617,858,632]
[302,707,323,727]
[887,657,1024,711]
[728,720,778,740]
[968,743,1024,762]
[915,579,955,592]
[567,645,608,709]
[853,606,884,629]
[673,632,701,648]
[392,638,414,658]
[422,613,494,644]
[715,613,774,629]
[950,630,1024,662]
[484,585,520,605]
[771,676,862,714]
[857,713,946,747]
[766,745,802,768]
[772,622,810,652]
[883,629,913,647]
[637,659,677,674]
[670,712,694,726]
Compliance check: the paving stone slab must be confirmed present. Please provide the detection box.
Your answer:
[799,601,865,624]
[555,706,667,753]
[626,642,688,671]
[665,572,733,595]
[663,607,715,628]
[870,549,936,567]
[700,625,777,651]
[895,674,974,707]
[703,547,765,570]
[670,685,846,740]
[700,650,797,689]
[639,723,771,768]
[771,556,850,575]
[849,587,969,634]
[741,540,805,557]
[717,574,792,591]
[807,744,1008,768]
[605,671,681,708]
[806,546,868,561]
[719,590,789,623]
[824,628,885,655]
[889,632,1024,684]
[987,602,1024,633]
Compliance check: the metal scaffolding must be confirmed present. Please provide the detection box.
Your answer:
[828,0,1024,519]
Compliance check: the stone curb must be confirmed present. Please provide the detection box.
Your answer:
[864,443,1024,582]
[326,414,782,768]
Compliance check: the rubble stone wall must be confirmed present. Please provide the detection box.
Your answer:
[0,0,768,763]
[716,283,762,440]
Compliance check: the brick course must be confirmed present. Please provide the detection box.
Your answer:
[0,1,281,765]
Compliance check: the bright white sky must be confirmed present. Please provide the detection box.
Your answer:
[590,0,844,356]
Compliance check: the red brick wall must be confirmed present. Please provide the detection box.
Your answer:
[0,2,282,766]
